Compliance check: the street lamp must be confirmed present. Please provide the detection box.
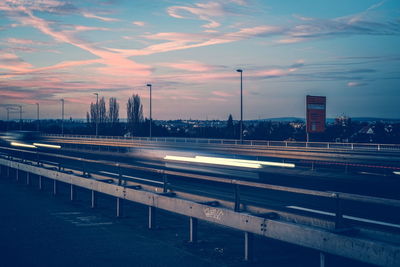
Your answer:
[36,103,40,132]
[146,84,152,139]
[60,99,64,135]
[236,69,243,143]
[94,93,98,137]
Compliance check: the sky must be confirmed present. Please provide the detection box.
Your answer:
[0,0,399,120]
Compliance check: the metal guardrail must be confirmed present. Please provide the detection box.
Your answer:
[1,149,400,266]
[43,134,400,152]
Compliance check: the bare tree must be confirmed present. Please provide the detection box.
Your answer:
[98,97,107,124]
[108,97,119,125]
[127,94,143,135]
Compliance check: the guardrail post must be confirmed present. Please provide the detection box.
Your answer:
[148,206,156,229]
[377,144,381,151]
[38,175,42,190]
[320,252,326,267]
[91,190,97,208]
[16,168,19,182]
[189,217,198,243]
[7,165,10,178]
[70,184,76,201]
[234,183,241,212]
[333,193,343,229]
[163,172,168,193]
[116,197,123,217]
[53,180,57,196]
[26,172,30,185]
[244,232,254,262]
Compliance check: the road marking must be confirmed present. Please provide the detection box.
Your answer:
[286,205,400,229]
[99,171,163,185]
[99,171,118,176]
[42,160,59,165]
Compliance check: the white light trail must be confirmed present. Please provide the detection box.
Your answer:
[33,143,62,149]
[393,171,400,175]
[11,142,36,148]
[164,155,295,169]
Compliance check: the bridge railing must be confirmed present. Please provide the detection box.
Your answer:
[43,134,400,152]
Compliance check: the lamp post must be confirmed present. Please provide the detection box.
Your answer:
[36,103,40,132]
[6,107,11,131]
[94,93,98,137]
[146,84,152,139]
[60,99,64,135]
[236,69,243,143]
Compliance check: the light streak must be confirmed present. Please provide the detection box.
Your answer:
[10,142,36,148]
[33,143,62,149]
[164,155,295,169]
[394,171,400,175]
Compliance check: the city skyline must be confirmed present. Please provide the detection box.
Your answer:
[1,0,400,120]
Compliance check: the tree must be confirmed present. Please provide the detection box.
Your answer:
[98,97,107,125]
[226,114,234,138]
[127,94,143,135]
[108,97,119,125]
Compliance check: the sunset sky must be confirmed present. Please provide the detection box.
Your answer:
[1,0,399,120]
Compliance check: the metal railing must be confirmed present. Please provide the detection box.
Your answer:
[43,134,400,152]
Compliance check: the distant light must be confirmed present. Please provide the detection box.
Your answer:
[33,143,61,149]
[164,155,262,169]
[394,171,400,176]
[11,142,36,148]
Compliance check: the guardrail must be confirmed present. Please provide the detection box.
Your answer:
[43,134,400,152]
[0,146,400,266]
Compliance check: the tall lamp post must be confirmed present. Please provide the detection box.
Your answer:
[36,103,40,132]
[94,93,99,137]
[60,99,64,135]
[146,84,152,139]
[236,69,243,143]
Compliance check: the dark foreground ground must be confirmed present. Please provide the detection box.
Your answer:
[0,173,373,267]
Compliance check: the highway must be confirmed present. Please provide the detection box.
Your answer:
[1,135,400,266]
[1,135,400,233]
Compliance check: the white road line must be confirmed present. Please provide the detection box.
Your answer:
[99,171,163,185]
[286,205,400,229]
[99,171,118,176]
[42,160,59,165]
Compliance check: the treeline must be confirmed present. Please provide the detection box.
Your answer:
[85,94,166,136]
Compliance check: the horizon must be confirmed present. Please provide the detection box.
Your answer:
[1,0,400,120]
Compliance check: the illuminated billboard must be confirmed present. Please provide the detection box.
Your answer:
[306,95,326,133]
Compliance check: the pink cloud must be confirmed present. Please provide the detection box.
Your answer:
[132,21,146,27]
[160,61,217,72]
[347,81,367,87]
[212,91,234,97]
[82,12,120,22]
[167,2,225,28]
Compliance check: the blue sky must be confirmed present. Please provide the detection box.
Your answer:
[0,0,399,120]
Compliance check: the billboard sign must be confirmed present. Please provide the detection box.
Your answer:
[306,95,326,133]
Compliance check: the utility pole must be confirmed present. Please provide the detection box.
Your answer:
[236,69,243,143]
[146,84,152,139]
[19,105,22,131]
[36,103,40,132]
[94,93,99,136]
[60,99,64,135]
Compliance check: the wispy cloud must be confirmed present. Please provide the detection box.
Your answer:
[82,12,120,22]
[132,21,146,27]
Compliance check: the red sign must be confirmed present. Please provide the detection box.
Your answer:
[306,95,326,133]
